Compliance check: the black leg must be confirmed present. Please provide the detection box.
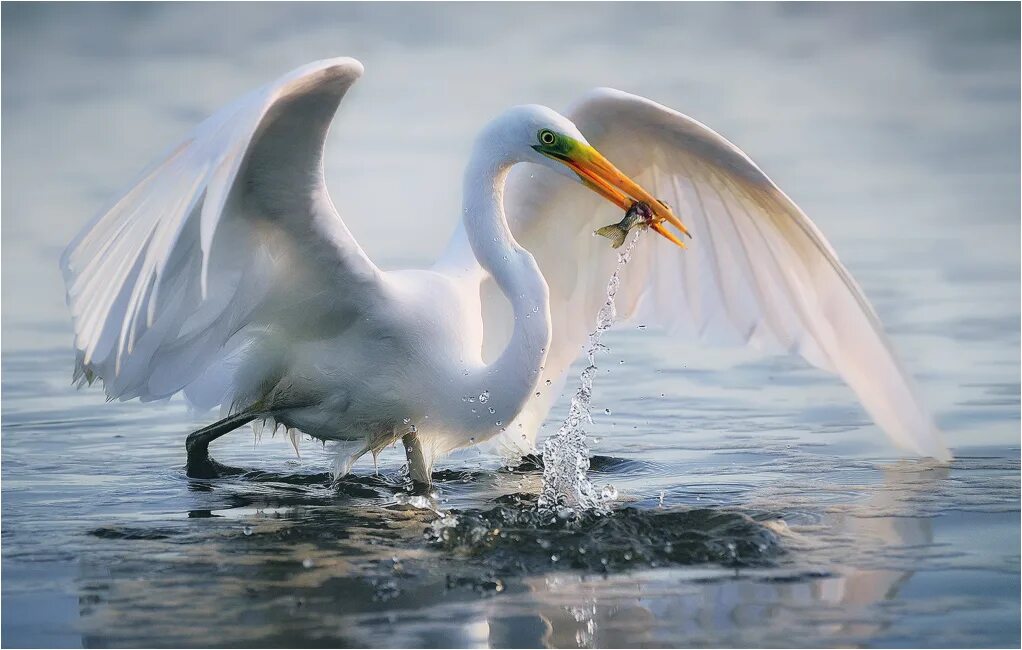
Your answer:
[185,412,257,478]
[402,432,431,487]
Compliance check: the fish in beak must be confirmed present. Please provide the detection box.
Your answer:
[595,201,656,249]
[536,136,690,248]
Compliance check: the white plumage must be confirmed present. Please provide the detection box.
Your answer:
[61,58,949,482]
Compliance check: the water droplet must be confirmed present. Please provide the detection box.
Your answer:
[488,407,495,414]
[408,424,417,433]
[495,420,502,426]
[550,554,559,563]
[658,490,666,508]
[637,324,647,330]
[403,417,411,424]
[604,408,612,415]
[469,437,475,443]
[302,558,314,569]
[242,526,253,536]
[618,359,625,365]
[535,391,541,397]
[544,379,552,386]
[478,391,490,403]
[601,484,618,501]
[409,495,431,509]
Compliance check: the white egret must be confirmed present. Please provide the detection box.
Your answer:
[61,58,949,483]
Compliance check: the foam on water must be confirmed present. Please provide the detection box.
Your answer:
[538,231,642,513]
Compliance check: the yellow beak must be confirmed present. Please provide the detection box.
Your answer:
[565,145,690,248]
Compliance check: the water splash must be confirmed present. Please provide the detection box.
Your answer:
[538,231,642,513]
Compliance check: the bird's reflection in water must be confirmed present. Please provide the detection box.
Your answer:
[73,460,947,648]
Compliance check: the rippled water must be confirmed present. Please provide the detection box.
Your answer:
[3,3,1020,648]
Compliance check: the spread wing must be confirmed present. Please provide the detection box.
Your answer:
[494,88,949,460]
[61,58,381,408]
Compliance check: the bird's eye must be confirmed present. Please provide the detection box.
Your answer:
[538,129,557,146]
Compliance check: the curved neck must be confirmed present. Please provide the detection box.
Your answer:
[460,144,551,433]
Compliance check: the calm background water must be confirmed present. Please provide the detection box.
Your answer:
[2,3,1019,648]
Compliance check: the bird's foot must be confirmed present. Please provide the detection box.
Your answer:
[185,439,244,479]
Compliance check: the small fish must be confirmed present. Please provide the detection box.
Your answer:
[594,201,655,248]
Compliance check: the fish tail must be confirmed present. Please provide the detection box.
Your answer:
[595,225,627,249]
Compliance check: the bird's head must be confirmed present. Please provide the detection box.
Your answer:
[491,105,689,247]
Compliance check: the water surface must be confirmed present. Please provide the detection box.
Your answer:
[2,3,1019,648]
